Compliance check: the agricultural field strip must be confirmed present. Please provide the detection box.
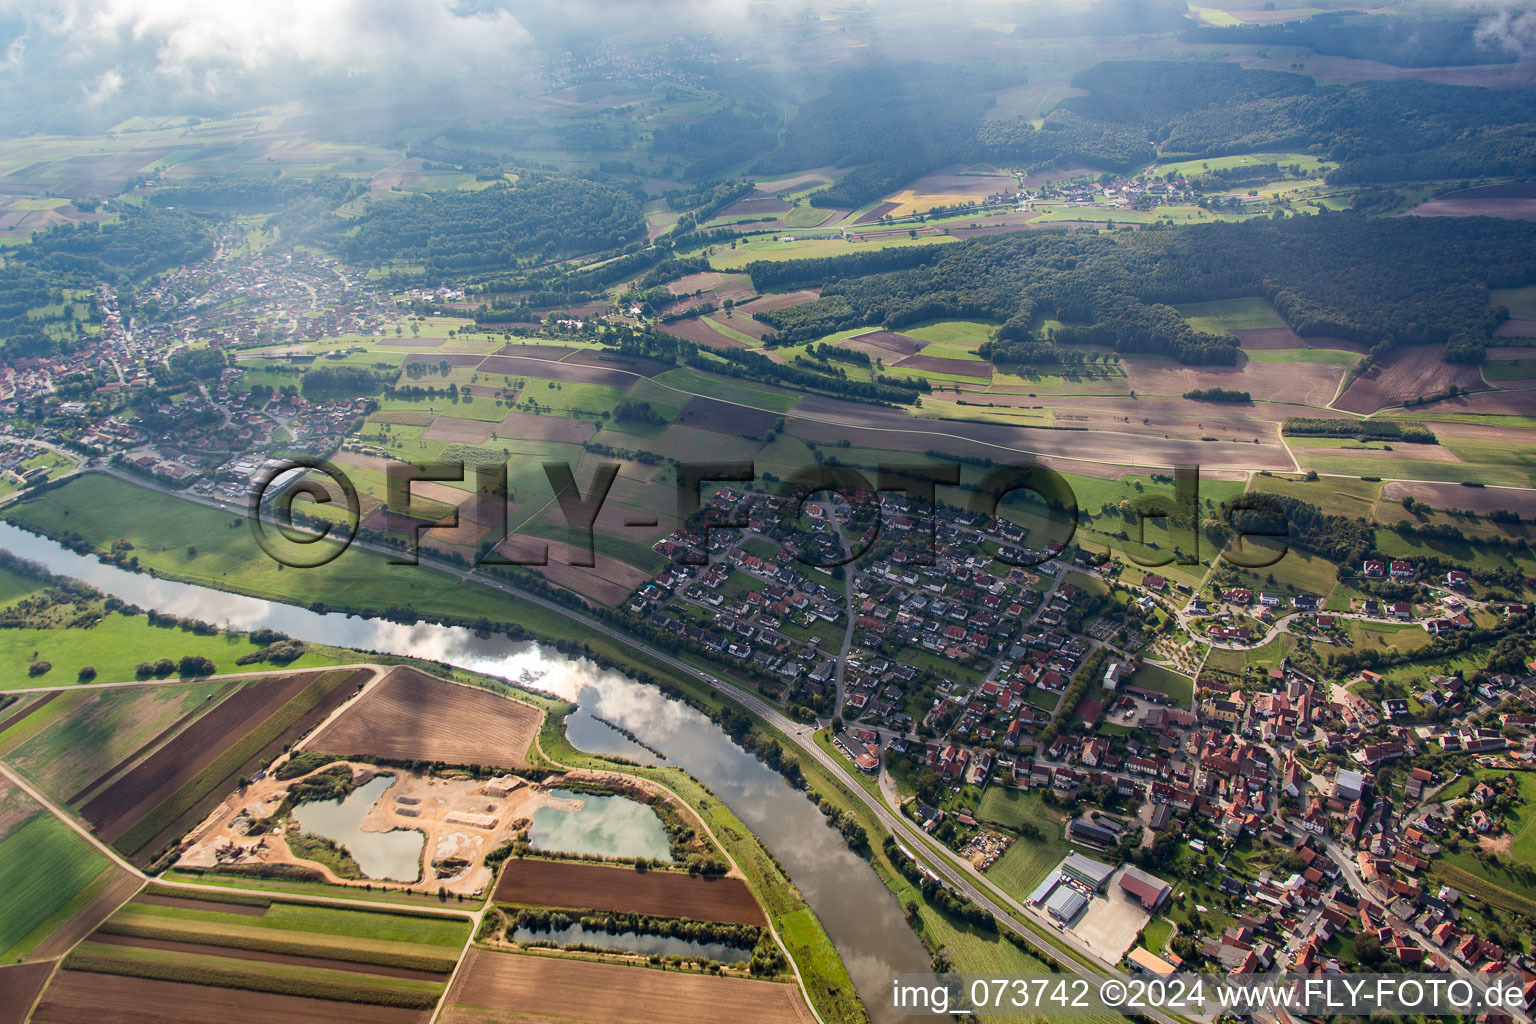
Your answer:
[80,670,330,839]
[367,343,1328,474]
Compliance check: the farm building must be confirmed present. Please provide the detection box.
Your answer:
[1045,885,1088,923]
[1127,947,1177,976]
[1118,865,1172,910]
[1069,819,1117,846]
[1028,876,1060,905]
[1061,853,1116,892]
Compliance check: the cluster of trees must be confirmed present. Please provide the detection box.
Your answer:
[155,347,228,386]
[1184,387,1250,402]
[883,836,996,929]
[1282,418,1437,443]
[336,176,646,275]
[1037,647,1109,749]
[132,655,215,678]
[299,365,389,400]
[611,399,665,425]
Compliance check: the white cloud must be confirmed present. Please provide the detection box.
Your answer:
[1473,3,1536,60]
[2,0,535,88]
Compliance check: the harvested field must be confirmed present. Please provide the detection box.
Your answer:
[1334,346,1485,414]
[444,950,814,1024]
[368,410,434,425]
[850,330,926,356]
[85,933,444,982]
[1228,53,1536,89]
[0,962,52,1024]
[1231,327,1368,352]
[1123,355,1346,409]
[334,451,408,474]
[658,317,749,350]
[880,165,1015,217]
[31,971,428,1024]
[533,553,653,607]
[716,192,792,219]
[714,313,774,340]
[945,212,1048,237]
[494,409,597,444]
[306,667,540,770]
[1381,480,1536,516]
[422,416,495,445]
[894,354,994,378]
[80,671,326,841]
[493,859,766,925]
[1409,197,1536,221]
[563,349,674,378]
[668,271,728,295]
[493,344,583,360]
[1494,320,1536,338]
[785,396,1297,471]
[478,355,633,387]
[854,201,899,225]
[675,396,780,438]
[1428,389,1536,415]
[1409,183,1536,221]
[737,289,821,314]
[379,337,443,347]
[1294,444,1460,462]
[403,353,483,367]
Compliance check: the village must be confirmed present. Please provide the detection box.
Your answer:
[631,481,1536,994]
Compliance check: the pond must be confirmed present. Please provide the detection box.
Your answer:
[289,773,424,882]
[513,921,752,963]
[528,788,673,862]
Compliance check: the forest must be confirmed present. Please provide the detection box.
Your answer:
[1182,13,1527,68]
[1057,61,1536,185]
[747,213,1536,362]
[335,175,647,275]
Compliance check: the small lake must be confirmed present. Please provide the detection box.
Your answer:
[513,921,751,962]
[290,774,424,882]
[528,788,672,862]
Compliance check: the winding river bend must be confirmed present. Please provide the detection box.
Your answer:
[0,522,929,1022]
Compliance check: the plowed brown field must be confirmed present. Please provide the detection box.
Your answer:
[443,950,813,1024]
[306,667,540,770]
[493,859,766,925]
[31,971,428,1024]
[1334,346,1484,414]
[0,962,53,1024]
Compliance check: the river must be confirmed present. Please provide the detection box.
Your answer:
[0,521,930,1022]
